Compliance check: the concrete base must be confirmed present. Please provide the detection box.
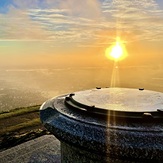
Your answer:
[0,135,61,163]
[61,142,141,163]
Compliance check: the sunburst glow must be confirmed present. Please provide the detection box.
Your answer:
[105,38,127,61]
[110,42,123,59]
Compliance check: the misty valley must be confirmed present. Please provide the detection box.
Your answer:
[0,65,163,112]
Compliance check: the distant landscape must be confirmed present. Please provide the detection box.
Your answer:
[0,64,163,112]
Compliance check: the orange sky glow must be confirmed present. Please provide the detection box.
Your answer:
[0,0,163,68]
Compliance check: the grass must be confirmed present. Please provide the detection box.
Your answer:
[0,105,47,150]
[0,105,40,120]
[0,118,41,134]
[0,105,42,136]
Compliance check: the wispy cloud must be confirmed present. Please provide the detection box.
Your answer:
[0,0,163,48]
[102,0,163,42]
[0,6,49,41]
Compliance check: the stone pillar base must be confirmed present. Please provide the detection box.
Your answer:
[61,142,135,163]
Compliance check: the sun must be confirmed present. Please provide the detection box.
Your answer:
[110,42,123,59]
[105,38,127,61]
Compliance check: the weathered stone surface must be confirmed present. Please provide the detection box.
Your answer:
[0,135,61,163]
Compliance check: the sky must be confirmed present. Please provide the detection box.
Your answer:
[0,0,163,67]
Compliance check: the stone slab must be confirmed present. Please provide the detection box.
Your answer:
[0,135,61,163]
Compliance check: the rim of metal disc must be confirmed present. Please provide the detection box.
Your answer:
[64,93,163,120]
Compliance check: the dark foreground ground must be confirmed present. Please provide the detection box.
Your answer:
[0,105,49,151]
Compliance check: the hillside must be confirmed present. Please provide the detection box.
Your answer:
[0,105,49,151]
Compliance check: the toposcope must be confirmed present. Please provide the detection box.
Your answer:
[40,88,163,162]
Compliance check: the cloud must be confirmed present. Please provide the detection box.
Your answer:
[59,0,102,19]
[0,6,50,41]
[102,0,163,42]
[0,0,163,48]
[0,0,102,43]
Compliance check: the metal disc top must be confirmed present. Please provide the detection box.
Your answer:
[65,88,163,119]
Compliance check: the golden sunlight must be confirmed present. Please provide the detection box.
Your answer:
[105,38,127,61]
[110,42,123,59]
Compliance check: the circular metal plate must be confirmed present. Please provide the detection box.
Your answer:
[72,88,163,112]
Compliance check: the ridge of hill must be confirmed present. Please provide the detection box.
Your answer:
[0,105,49,151]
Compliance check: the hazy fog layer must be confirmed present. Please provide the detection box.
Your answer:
[0,64,163,112]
